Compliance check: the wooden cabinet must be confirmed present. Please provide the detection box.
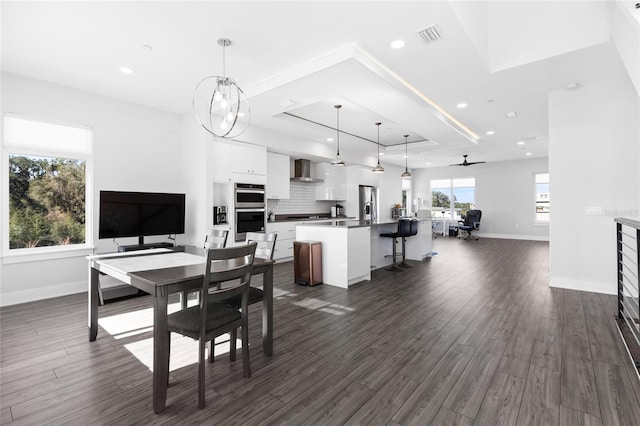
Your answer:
[315,162,346,201]
[266,221,297,261]
[267,152,290,199]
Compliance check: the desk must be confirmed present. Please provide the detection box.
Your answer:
[87,247,274,413]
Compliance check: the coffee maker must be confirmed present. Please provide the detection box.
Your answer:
[213,206,227,225]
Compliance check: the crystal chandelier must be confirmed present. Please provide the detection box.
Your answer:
[193,38,250,138]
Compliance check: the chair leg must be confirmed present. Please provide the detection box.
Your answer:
[198,338,206,409]
[229,329,237,362]
[181,291,188,309]
[166,331,171,387]
[208,340,215,363]
[242,325,251,378]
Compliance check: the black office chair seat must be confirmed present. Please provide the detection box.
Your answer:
[380,219,412,271]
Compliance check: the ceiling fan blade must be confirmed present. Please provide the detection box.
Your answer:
[448,162,464,166]
[467,161,486,165]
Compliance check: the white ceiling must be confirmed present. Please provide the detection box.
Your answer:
[2,1,637,169]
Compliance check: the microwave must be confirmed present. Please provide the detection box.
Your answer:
[235,183,266,209]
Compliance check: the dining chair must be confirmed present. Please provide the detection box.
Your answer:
[217,232,276,342]
[181,229,230,309]
[166,242,257,409]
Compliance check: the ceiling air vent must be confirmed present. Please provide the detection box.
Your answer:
[417,26,441,44]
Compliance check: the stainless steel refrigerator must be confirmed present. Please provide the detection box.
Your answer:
[359,185,378,221]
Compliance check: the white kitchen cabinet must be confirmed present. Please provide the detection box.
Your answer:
[315,162,346,201]
[232,142,266,176]
[266,221,297,261]
[210,140,233,182]
[267,152,290,199]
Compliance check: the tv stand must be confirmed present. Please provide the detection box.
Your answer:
[117,242,174,252]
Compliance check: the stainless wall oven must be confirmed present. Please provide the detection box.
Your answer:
[235,183,266,209]
[235,209,266,242]
[234,183,266,241]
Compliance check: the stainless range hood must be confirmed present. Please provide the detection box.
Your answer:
[290,159,323,183]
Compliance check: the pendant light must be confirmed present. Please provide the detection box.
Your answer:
[372,122,385,173]
[401,134,412,179]
[330,105,345,166]
[193,38,250,138]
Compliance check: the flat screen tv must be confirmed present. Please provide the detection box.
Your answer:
[99,191,185,244]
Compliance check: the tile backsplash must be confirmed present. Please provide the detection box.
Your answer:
[268,182,333,214]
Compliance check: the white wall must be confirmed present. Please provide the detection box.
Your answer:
[412,158,550,241]
[0,72,185,305]
[548,71,639,295]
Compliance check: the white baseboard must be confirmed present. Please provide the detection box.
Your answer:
[0,280,86,307]
[477,233,549,241]
[549,276,617,295]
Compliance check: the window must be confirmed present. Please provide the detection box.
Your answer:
[535,172,549,222]
[3,115,92,251]
[431,177,475,220]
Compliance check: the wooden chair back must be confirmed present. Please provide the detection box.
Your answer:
[245,232,277,260]
[204,228,229,249]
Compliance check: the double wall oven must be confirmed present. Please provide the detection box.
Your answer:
[234,183,266,241]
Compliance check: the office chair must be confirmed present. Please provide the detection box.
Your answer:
[458,210,482,240]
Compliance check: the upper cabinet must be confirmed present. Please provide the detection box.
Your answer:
[211,140,233,182]
[315,162,347,201]
[211,140,266,184]
[267,152,290,199]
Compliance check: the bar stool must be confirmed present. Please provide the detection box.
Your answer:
[399,219,418,268]
[380,219,412,271]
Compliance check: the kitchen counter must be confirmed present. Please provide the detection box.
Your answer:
[296,218,433,288]
[268,215,354,223]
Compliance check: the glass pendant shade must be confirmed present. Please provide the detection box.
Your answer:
[193,38,250,138]
[402,134,412,179]
[372,122,384,173]
[331,105,345,166]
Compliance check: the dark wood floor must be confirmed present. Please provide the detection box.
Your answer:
[2,237,640,425]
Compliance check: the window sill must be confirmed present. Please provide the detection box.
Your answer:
[2,245,94,265]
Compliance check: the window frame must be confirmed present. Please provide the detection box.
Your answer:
[2,114,94,260]
[430,177,476,220]
[534,171,550,226]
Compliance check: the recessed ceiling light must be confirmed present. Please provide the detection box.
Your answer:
[426,162,431,166]
[565,83,580,90]
[486,130,495,135]
[517,141,525,145]
[327,137,334,142]
[390,40,405,49]
[119,67,133,74]
[525,152,532,156]
[403,155,408,159]
[486,99,495,103]
[505,111,519,118]
[143,44,153,51]
[456,102,468,109]
[379,152,385,156]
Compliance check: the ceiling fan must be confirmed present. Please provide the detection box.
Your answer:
[450,154,486,167]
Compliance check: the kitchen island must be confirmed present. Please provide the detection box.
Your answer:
[296,218,432,288]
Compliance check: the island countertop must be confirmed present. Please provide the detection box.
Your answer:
[296,218,428,228]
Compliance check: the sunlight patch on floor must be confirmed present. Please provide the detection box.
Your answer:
[293,297,355,315]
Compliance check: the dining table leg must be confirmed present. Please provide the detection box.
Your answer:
[89,267,99,341]
[263,265,273,356]
[153,286,169,414]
